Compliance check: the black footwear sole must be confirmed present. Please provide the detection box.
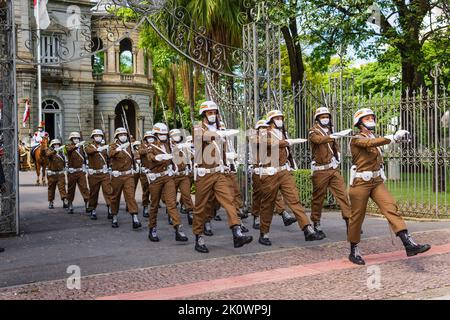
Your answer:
[305,234,325,241]
[258,238,272,246]
[406,244,431,257]
[195,245,209,253]
[90,216,97,220]
[149,237,160,242]
[234,236,253,248]
[283,219,297,226]
[241,225,249,233]
[204,231,213,236]
[176,236,188,242]
[68,211,74,215]
[349,254,365,265]
[112,223,119,228]
[214,216,222,221]
[133,224,142,229]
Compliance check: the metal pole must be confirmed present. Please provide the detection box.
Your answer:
[12,0,19,235]
[252,22,258,123]
[433,65,440,216]
[36,2,42,125]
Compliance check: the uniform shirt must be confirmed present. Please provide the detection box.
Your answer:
[85,142,108,170]
[172,142,192,172]
[264,126,290,168]
[66,143,85,169]
[138,142,153,169]
[192,122,227,169]
[43,146,66,171]
[350,132,391,172]
[308,124,339,166]
[109,142,134,172]
[147,140,173,174]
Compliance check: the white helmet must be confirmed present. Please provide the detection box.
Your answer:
[114,127,128,138]
[90,129,104,138]
[69,132,81,140]
[169,129,181,138]
[314,107,331,120]
[266,109,284,122]
[199,101,219,116]
[186,135,193,143]
[153,123,169,135]
[353,108,376,127]
[49,139,61,147]
[255,119,269,129]
[132,140,141,148]
[143,130,156,139]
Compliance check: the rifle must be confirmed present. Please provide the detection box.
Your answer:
[121,106,137,171]
[77,114,88,168]
[100,112,107,142]
[159,97,170,129]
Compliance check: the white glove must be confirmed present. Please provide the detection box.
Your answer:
[117,142,130,151]
[226,152,238,160]
[394,129,410,142]
[330,129,353,139]
[155,154,173,161]
[97,145,109,152]
[384,134,394,143]
[75,141,87,148]
[216,129,239,138]
[286,138,307,146]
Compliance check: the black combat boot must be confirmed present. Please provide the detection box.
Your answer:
[313,221,326,238]
[148,227,159,242]
[62,198,69,209]
[48,201,54,209]
[303,224,324,241]
[204,222,213,236]
[142,206,149,218]
[111,216,119,228]
[253,216,260,230]
[281,211,297,226]
[67,202,74,214]
[258,233,272,246]
[107,205,113,220]
[232,225,253,248]
[238,208,249,219]
[349,243,365,265]
[187,210,193,225]
[241,223,249,233]
[90,209,97,220]
[397,230,431,257]
[132,214,142,229]
[175,224,188,242]
[195,235,209,253]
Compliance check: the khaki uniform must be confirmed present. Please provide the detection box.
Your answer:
[259,127,311,234]
[348,132,407,243]
[192,123,241,235]
[145,141,182,228]
[309,124,351,222]
[109,142,138,215]
[43,146,67,202]
[170,142,194,211]
[138,142,152,208]
[66,143,90,203]
[85,142,112,210]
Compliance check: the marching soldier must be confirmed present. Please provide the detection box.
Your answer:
[138,131,156,218]
[192,101,252,253]
[43,139,68,209]
[145,123,188,242]
[250,120,297,229]
[257,110,324,246]
[109,128,142,229]
[85,129,112,220]
[169,129,195,225]
[347,108,430,265]
[308,107,352,238]
[66,132,90,214]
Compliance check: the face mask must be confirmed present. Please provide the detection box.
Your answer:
[173,136,181,142]
[363,120,376,131]
[118,135,128,143]
[147,137,155,144]
[207,115,216,123]
[274,119,283,128]
[158,135,167,142]
[94,136,102,143]
[319,118,330,126]
[72,138,80,144]
[38,128,43,132]
[53,145,60,150]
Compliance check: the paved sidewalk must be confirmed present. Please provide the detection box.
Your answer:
[0,172,449,299]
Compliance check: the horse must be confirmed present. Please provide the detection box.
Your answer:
[33,136,48,186]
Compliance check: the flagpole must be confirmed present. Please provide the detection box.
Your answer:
[36,0,42,125]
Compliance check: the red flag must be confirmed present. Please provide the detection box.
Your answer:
[23,99,30,127]
[34,0,50,30]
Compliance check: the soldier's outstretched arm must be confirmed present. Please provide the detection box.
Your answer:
[309,130,334,144]
[351,136,391,148]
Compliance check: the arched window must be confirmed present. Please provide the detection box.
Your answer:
[119,38,133,74]
[41,99,62,139]
[91,37,104,75]
[42,99,60,111]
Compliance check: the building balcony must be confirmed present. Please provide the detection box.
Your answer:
[92,72,152,87]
